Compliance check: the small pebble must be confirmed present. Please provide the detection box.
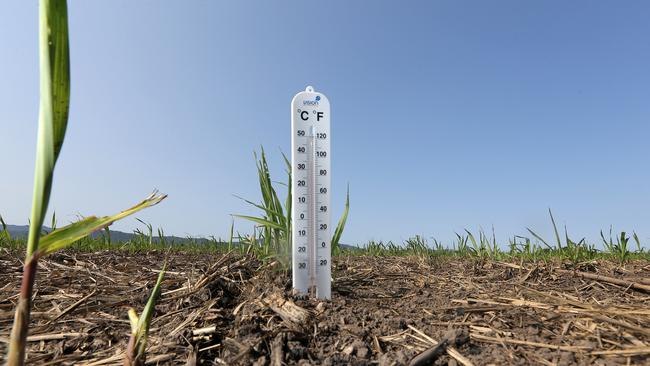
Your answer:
[354,342,370,359]
[342,344,355,355]
[316,302,327,313]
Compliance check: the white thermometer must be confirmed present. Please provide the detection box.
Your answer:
[291,86,331,299]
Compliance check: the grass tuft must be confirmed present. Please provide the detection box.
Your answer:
[234,147,350,264]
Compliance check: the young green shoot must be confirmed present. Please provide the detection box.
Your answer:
[124,264,166,366]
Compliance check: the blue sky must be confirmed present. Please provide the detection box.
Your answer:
[2,1,650,246]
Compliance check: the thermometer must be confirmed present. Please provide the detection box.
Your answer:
[291,86,331,299]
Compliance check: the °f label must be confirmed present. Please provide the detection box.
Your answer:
[291,86,331,299]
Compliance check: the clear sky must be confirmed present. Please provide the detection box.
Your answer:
[2,1,650,246]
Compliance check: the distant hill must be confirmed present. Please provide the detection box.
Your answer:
[2,224,357,249]
[4,224,206,243]
[4,225,31,238]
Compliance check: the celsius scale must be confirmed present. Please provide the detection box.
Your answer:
[291,86,331,299]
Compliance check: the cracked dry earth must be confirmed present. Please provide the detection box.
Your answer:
[1,249,649,365]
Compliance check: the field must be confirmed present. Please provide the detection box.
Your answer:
[5,2,650,366]
[1,246,649,365]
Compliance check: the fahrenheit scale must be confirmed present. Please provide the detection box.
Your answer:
[291,86,331,299]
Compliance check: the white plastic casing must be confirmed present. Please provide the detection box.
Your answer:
[291,86,331,299]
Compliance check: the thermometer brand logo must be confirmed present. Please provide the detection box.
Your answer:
[303,95,321,106]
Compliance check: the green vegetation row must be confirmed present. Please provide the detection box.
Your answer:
[3,212,648,264]
[357,232,650,263]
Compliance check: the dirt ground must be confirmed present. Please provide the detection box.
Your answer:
[0,249,649,365]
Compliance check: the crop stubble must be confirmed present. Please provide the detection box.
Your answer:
[0,249,649,365]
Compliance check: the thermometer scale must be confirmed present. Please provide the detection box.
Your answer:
[291,86,331,299]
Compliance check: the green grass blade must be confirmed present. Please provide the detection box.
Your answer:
[233,215,286,231]
[633,232,641,252]
[233,195,286,221]
[135,264,166,357]
[26,0,70,259]
[124,263,166,365]
[34,192,166,259]
[228,220,234,251]
[283,151,292,241]
[0,214,11,242]
[548,208,562,249]
[331,185,350,254]
[526,227,552,250]
[464,229,478,253]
